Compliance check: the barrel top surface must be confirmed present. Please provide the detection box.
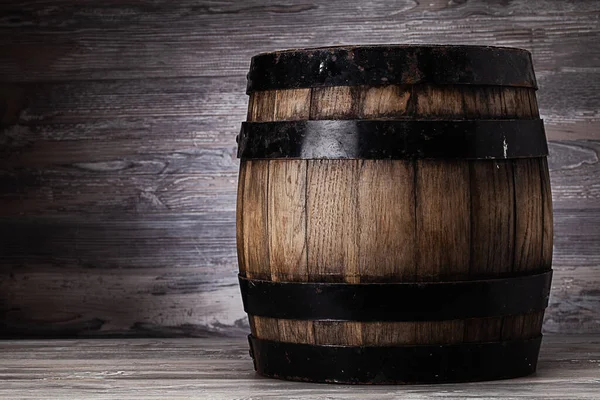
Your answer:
[247,44,537,93]
[253,44,532,58]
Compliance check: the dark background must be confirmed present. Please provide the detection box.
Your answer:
[0,0,599,338]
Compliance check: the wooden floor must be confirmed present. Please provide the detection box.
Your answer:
[0,336,598,399]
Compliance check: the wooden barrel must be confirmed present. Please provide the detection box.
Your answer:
[236,45,553,384]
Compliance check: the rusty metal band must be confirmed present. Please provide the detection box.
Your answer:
[238,270,552,321]
[247,335,542,384]
[247,45,537,93]
[237,119,548,160]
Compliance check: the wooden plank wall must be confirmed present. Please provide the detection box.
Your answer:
[0,0,598,337]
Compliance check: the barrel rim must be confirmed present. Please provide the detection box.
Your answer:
[247,44,537,93]
[251,44,533,58]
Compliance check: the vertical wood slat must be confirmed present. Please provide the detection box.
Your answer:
[307,160,360,282]
[415,160,471,282]
[513,159,544,273]
[240,160,270,280]
[274,89,311,121]
[465,160,515,343]
[249,89,314,343]
[249,91,276,122]
[243,90,276,281]
[268,161,307,282]
[356,84,416,345]
[413,85,465,118]
[308,86,362,345]
[310,86,357,120]
[307,159,361,345]
[540,157,554,269]
[245,91,277,340]
[242,160,275,341]
[271,88,313,344]
[236,161,247,275]
[469,161,515,277]
[502,158,544,340]
[268,89,312,343]
[357,161,416,281]
[358,85,411,119]
[267,88,311,282]
[415,160,470,344]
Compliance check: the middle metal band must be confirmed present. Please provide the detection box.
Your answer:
[237,119,548,160]
[239,270,553,322]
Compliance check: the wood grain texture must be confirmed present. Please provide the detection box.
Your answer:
[267,160,307,281]
[504,158,546,340]
[306,159,362,345]
[1,0,599,338]
[415,160,470,344]
[239,160,270,280]
[0,265,248,338]
[241,82,550,349]
[513,159,545,273]
[469,161,515,277]
[1,336,599,399]
[413,85,539,119]
[274,88,311,121]
[415,160,471,282]
[357,160,415,281]
[270,89,314,343]
[236,162,247,274]
[358,85,411,119]
[306,160,360,283]
[540,157,554,269]
[1,0,599,82]
[466,160,514,342]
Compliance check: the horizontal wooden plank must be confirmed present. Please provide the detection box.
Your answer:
[0,77,247,122]
[551,209,600,269]
[536,71,600,140]
[0,267,247,338]
[547,267,600,334]
[0,143,238,174]
[548,141,600,210]
[0,0,599,82]
[0,213,237,269]
[0,172,238,215]
[0,336,599,399]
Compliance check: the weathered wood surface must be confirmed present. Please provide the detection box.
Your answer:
[0,336,599,399]
[240,81,550,351]
[1,0,599,337]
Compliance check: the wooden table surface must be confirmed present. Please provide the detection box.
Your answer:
[1,335,598,399]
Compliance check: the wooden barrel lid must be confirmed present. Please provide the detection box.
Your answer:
[246,45,537,93]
